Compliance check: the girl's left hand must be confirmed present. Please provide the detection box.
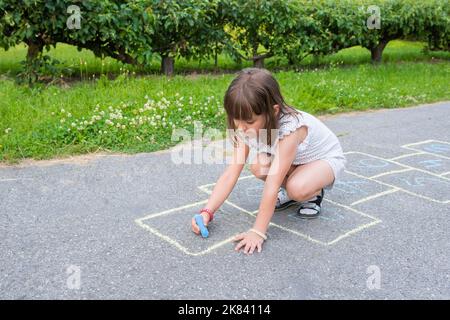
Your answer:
[233,231,264,255]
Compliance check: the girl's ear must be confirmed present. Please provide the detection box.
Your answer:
[273,104,280,116]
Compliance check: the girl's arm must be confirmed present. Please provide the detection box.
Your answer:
[192,135,249,234]
[253,126,308,234]
[203,135,250,216]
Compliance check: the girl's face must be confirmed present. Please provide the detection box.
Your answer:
[233,104,280,138]
[233,114,266,138]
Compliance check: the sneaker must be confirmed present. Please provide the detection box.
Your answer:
[274,187,299,211]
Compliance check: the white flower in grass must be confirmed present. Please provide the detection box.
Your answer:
[4,128,12,134]
[71,122,76,127]
[121,125,126,130]
[105,120,113,126]
[61,108,65,113]
[60,119,66,123]
[103,130,107,134]
[67,113,72,118]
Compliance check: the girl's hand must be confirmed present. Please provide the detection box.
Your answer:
[233,231,264,255]
[191,212,210,235]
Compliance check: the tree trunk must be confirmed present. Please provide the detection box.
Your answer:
[161,55,174,76]
[370,40,389,64]
[26,41,44,63]
[252,42,264,68]
[253,57,264,68]
[214,41,218,69]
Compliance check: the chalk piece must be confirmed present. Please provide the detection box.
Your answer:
[195,214,209,238]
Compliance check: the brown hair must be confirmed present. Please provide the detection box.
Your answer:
[224,68,302,147]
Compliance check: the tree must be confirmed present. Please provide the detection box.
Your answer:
[0,0,155,81]
[148,0,225,75]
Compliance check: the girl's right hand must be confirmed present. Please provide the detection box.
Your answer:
[191,212,210,235]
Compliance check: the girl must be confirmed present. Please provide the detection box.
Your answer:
[191,68,346,255]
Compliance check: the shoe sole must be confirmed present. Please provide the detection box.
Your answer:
[296,211,321,219]
[274,200,299,212]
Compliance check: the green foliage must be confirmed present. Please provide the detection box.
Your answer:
[0,0,155,82]
[0,0,448,78]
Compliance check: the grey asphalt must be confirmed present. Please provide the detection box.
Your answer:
[1,101,449,299]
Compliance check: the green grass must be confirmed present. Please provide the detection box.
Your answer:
[0,40,449,164]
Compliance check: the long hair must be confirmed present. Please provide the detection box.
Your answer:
[224,68,301,147]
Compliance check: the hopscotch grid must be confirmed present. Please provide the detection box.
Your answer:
[402,139,450,147]
[401,149,450,161]
[0,178,34,182]
[401,139,450,160]
[250,197,382,246]
[345,151,450,182]
[344,169,449,204]
[136,140,448,255]
[197,174,254,193]
[401,139,438,147]
[389,152,426,161]
[136,185,383,255]
[332,168,399,206]
[135,200,243,256]
[350,188,400,206]
[370,168,413,179]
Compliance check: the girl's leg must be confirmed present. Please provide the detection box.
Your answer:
[250,152,299,187]
[284,159,335,202]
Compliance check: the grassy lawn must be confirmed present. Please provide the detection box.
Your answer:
[0,40,449,164]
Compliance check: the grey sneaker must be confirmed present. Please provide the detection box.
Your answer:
[274,187,299,211]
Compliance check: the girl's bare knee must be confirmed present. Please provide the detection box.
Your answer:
[250,164,268,180]
[286,180,309,200]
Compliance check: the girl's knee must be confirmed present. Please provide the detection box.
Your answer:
[250,164,269,180]
[286,183,310,200]
[250,152,272,180]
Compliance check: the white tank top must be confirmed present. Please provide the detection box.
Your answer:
[240,109,345,165]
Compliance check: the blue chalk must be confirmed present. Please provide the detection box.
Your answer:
[195,214,209,238]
